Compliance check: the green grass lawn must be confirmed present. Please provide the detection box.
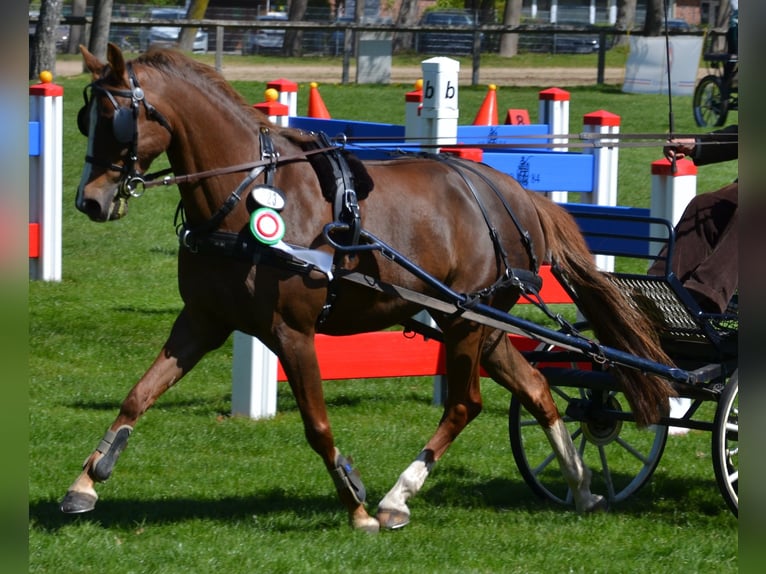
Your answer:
[29,65,737,573]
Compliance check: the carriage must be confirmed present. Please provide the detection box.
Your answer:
[62,44,738,531]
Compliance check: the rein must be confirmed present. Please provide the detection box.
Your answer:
[132,144,340,195]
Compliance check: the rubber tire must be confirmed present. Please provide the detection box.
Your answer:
[693,74,729,128]
[712,370,738,516]
[509,386,668,507]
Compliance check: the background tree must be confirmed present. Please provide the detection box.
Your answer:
[87,0,114,61]
[393,0,419,53]
[67,0,88,55]
[285,0,309,56]
[30,0,64,79]
[643,0,664,36]
[498,0,523,57]
[615,0,637,47]
[179,0,210,52]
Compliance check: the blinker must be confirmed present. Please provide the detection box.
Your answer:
[77,84,137,145]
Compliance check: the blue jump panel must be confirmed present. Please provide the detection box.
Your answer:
[565,203,651,256]
[288,117,405,141]
[481,151,594,192]
[456,124,550,146]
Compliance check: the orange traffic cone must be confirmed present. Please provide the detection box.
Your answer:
[307,82,331,119]
[472,84,498,126]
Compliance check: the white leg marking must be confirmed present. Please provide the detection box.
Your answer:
[544,418,605,512]
[378,451,433,515]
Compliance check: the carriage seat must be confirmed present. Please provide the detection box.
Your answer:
[605,272,737,364]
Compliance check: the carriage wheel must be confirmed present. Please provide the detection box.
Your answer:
[509,386,668,507]
[712,370,738,516]
[693,74,729,127]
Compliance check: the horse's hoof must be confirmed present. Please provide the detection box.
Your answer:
[591,496,609,513]
[583,495,609,514]
[376,508,410,530]
[352,515,381,534]
[60,490,98,514]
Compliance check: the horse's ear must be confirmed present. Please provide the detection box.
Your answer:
[105,43,126,82]
[80,45,106,79]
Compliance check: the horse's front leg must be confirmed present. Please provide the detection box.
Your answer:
[275,327,379,533]
[480,329,606,513]
[60,307,228,514]
[377,322,485,529]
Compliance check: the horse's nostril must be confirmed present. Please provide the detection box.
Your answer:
[79,198,106,221]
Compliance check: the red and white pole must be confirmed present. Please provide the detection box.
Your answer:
[29,72,63,281]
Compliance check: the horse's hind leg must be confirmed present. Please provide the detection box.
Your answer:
[480,329,606,512]
[377,321,485,529]
[60,308,228,514]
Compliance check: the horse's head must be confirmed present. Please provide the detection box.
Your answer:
[76,44,172,221]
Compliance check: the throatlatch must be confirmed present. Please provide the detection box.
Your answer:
[332,448,367,504]
[90,424,133,482]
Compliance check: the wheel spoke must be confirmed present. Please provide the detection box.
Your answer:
[598,445,617,500]
[615,435,651,464]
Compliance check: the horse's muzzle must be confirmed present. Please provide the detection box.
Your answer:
[76,189,129,222]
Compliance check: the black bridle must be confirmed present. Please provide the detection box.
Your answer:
[78,62,172,199]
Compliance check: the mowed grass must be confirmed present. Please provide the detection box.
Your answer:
[29,66,737,574]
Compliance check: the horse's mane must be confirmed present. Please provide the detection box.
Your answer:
[135,48,248,107]
[133,48,373,200]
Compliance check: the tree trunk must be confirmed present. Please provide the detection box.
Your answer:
[88,0,114,61]
[179,0,210,52]
[615,0,637,47]
[393,0,419,53]
[499,0,523,57]
[68,0,88,54]
[643,0,664,36]
[285,0,308,57]
[30,0,64,80]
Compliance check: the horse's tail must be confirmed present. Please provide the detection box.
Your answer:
[530,193,677,426]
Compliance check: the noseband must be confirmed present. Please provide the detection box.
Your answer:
[78,62,172,198]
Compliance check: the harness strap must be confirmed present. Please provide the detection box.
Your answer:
[177,129,278,247]
[438,153,539,272]
[316,132,362,247]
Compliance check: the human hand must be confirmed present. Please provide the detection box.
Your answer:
[664,138,696,161]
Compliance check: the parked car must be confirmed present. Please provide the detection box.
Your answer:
[521,21,603,54]
[139,8,208,53]
[242,13,287,55]
[666,18,693,32]
[415,10,479,55]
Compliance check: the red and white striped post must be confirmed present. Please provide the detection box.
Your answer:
[266,78,298,118]
[650,158,698,435]
[538,88,570,203]
[253,88,290,127]
[649,157,698,254]
[404,79,423,143]
[582,110,621,271]
[29,72,63,281]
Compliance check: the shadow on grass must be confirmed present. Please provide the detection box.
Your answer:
[421,463,733,520]
[30,489,343,533]
[30,466,731,535]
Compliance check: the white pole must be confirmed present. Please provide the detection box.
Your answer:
[649,157,697,435]
[29,74,63,282]
[420,57,460,150]
[231,331,278,419]
[538,88,570,204]
[582,110,621,272]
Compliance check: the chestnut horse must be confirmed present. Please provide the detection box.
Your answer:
[61,44,675,532]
